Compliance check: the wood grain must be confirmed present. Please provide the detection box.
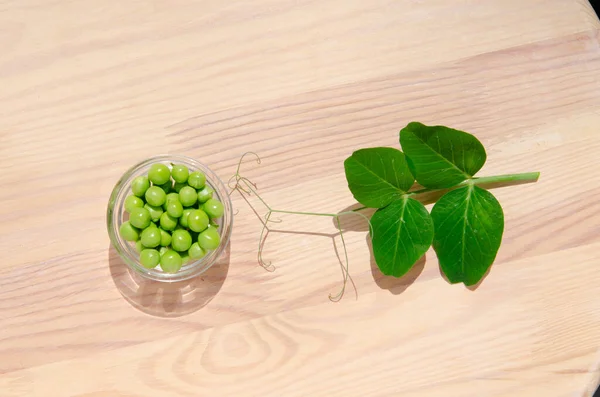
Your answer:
[1,1,600,396]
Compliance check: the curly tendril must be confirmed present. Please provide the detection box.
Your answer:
[229,152,372,301]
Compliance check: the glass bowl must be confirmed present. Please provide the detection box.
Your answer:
[107,155,233,282]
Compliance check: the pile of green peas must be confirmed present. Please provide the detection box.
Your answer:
[118,163,224,273]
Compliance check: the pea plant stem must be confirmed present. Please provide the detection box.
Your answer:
[407,171,540,197]
[474,171,540,184]
[345,172,541,212]
[271,209,339,217]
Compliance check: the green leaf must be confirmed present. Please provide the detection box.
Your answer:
[370,196,434,277]
[430,184,504,286]
[344,147,414,208]
[400,121,487,189]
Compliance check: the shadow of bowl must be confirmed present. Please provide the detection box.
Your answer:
[108,243,230,317]
[367,234,425,295]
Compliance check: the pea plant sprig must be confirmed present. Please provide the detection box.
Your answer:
[230,122,540,299]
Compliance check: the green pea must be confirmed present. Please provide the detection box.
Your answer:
[173,182,186,193]
[172,229,192,252]
[188,209,209,233]
[135,240,144,253]
[188,171,206,189]
[124,195,144,213]
[209,219,219,228]
[188,242,206,259]
[180,253,190,265]
[140,249,160,269]
[148,163,171,185]
[197,186,214,203]
[129,207,151,229]
[180,209,193,228]
[119,221,140,241]
[179,186,197,207]
[203,198,224,219]
[145,186,166,207]
[171,164,189,184]
[166,199,183,218]
[159,246,168,256]
[160,250,182,273]
[131,176,150,197]
[159,181,173,194]
[140,225,161,248]
[160,229,172,247]
[198,226,220,250]
[163,192,179,209]
[159,212,178,231]
[144,203,163,222]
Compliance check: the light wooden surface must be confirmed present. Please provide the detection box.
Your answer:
[1,1,600,396]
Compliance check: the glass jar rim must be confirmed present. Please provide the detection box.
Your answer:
[106,154,233,282]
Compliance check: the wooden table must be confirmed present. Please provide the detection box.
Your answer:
[2,1,600,396]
